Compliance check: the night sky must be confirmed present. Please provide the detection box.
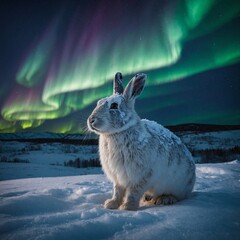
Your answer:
[0,0,239,133]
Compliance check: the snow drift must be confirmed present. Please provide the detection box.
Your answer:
[0,161,240,240]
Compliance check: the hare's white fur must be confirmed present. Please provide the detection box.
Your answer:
[88,73,195,210]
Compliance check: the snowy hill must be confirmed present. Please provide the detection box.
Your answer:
[0,161,240,240]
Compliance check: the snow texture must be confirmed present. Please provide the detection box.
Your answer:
[0,161,240,240]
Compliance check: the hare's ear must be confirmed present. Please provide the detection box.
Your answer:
[113,72,124,94]
[123,73,146,106]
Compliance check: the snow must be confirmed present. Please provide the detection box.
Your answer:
[0,161,240,240]
[143,119,181,142]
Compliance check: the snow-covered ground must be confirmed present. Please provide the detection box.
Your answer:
[0,142,101,180]
[0,161,240,240]
[0,130,240,239]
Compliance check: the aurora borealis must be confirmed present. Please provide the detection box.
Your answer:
[0,0,239,133]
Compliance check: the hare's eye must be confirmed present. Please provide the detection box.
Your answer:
[110,102,118,109]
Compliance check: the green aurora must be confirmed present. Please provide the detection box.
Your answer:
[0,0,240,133]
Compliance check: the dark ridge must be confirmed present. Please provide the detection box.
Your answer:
[166,123,240,133]
[0,137,98,145]
[0,131,98,145]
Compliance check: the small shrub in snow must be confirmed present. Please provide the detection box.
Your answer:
[12,158,30,163]
[21,147,28,153]
[64,157,100,168]
[0,156,30,163]
[0,155,8,162]
[90,146,98,154]
[28,144,42,151]
[23,143,42,153]
[191,146,240,163]
[49,162,62,166]
[62,145,79,153]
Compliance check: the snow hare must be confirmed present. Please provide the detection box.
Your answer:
[87,72,195,210]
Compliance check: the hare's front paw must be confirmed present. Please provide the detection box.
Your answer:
[104,199,120,209]
[119,202,138,211]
